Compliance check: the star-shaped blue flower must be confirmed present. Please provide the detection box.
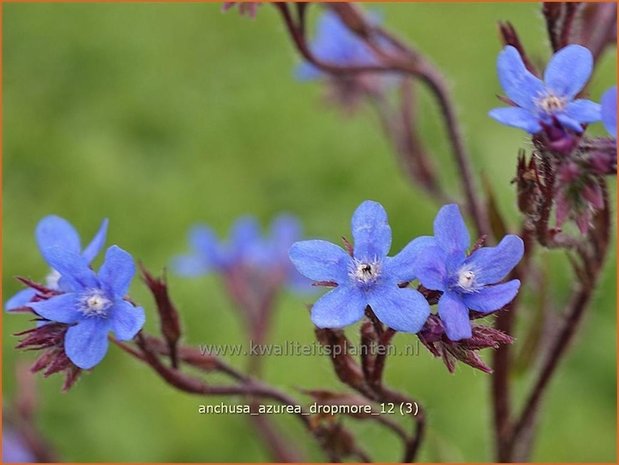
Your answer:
[5,216,108,311]
[173,214,311,291]
[27,245,145,369]
[289,201,430,333]
[489,45,601,134]
[412,205,524,341]
[601,86,617,138]
[296,10,379,80]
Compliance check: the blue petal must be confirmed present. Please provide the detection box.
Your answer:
[81,218,109,263]
[385,236,436,282]
[270,214,301,250]
[465,235,524,285]
[438,292,471,341]
[556,113,584,133]
[351,200,392,261]
[564,99,601,124]
[5,288,36,311]
[497,46,545,110]
[36,216,81,256]
[289,240,350,283]
[111,300,145,340]
[188,225,222,268]
[601,86,617,137]
[489,107,542,134]
[310,285,366,328]
[29,293,80,324]
[41,247,97,291]
[296,62,321,81]
[97,246,135,298]
[411,244,448,291]
[462,280,520,313]
[368,286,430,333]
[64,318,111,369]
[230,216,261,251]
[544,44,593,99]
[172,254,209,277]
[433,204,470,255]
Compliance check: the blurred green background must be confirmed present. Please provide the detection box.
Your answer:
[3,3,616,462]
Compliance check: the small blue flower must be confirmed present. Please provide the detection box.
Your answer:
[489,45,601,134]
[289,201,431,333]
[296,10,379,80]
[601,86,617,137]
[27,245,145,369]
[5,216,108,311]
[412,205,524,341]
[173,214,311,291]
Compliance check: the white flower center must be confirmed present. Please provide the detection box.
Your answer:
[78,289,112,317]
[536,93,567,114]
[350,259,381,285]
[455,267,478,292]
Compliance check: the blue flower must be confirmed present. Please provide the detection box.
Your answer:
[489,45,601,134]
[2,430,35,463]
[296,10,379,80]
[5,216,108,311]
[289,201,431,333]
[412,205,524,341]
[27,245,145,369]
[173,214,311,291]
[601,86,617,137]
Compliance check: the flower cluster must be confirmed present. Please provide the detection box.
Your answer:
[173,214,310,292]
[489,45,604,136]
[7,217,145,372]
[289,201,524,341]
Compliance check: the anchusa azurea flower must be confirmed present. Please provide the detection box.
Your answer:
[21,245,145,370]
[173,214,310,292]
[5,215,108,312]
[296,10,389,111]
[601,86,617,138]
[489,45,601,135]
[289,200,430,333]
[412,205,524,341]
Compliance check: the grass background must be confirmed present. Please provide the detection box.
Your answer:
[2,3,616,462]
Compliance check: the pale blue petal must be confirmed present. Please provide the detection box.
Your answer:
[289,240,350,283]
[5,289,36,311]
[385,236,436,282]
[188,225,223,268]
[82,218,109,263]
[462,280,520,313]
[64,318,111,369]
[172,254,209,276]
[270,214,301,249]
[601,86,617,137]
[310,285,366,328]
[433,204,470,255]
[438,292,471,341]
[351,200,392,261]
[411,244,448,291]
[29,293,80,324]
[497,46,545,110]
[111,300,145,340]
[41,247,97,291]
[230,216,261,251]
[544,44,593,99]
[368,286,430,333]
[556,113,584,133]
[564,99,601,124]
[489,107,542,134]
[36,216,81,256]
[97,246,135,298]
[465,235,524,285]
